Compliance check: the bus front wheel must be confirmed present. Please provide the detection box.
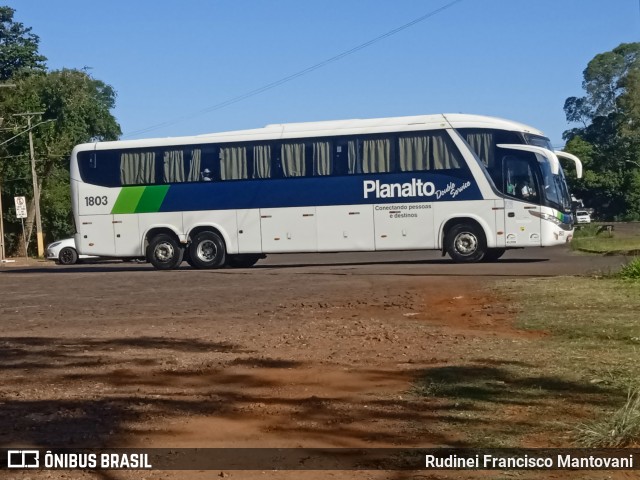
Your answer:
[445,223,486,263]
[147,234,184,270]
[188,231,226,269]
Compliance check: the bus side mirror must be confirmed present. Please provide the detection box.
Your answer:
[555,151,583,179]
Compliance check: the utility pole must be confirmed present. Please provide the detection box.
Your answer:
[13,112,45,258]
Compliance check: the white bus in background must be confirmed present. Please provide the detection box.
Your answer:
[69,114,582,270]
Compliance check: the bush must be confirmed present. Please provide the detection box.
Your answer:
[577,387,640,447]
[617,257,640,280]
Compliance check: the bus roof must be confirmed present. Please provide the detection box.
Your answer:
[78,113,546,152]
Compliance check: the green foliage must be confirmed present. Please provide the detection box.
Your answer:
[563,42,640,220]
[572,224,600,238]
[0,6,46,80]
[617,257,640,280]
[0,7,121,255]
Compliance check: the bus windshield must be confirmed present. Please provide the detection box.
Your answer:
[539,161,571,212]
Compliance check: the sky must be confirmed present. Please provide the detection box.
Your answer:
[11,0,640,147]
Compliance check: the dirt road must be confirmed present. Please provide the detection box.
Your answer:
[0,246,629,478]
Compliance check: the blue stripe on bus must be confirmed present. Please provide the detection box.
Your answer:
[159,171,483,212]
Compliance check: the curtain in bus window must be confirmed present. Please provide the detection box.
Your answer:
[399,136,430,171]
[220,146,248,180]
[362,138,390,173]
[253,144,271,179]
[347,140,359,174]
[464,132,494,167]
[120,151,156,185]
[163,150,185,183]
[312,141,332,176]
[431,134,461,169]
[281,143,306,177]
[187,149,202,182]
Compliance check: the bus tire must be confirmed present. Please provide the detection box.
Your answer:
[188,231,226,269]
[227,254,261,268]
[445,223,486,263]
[482,248,506,262]
[147,233,184,270]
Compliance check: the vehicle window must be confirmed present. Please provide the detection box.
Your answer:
[280,142,306,177]
[502,154,540,203]
[252,144,272,179]
[78,150,120,187]
[523,133,553,150]
[163,148,203,183]
[361,137,392,173]
[219,145,248,180]
[458,128,521,169]
[398,131,462,171]
[120,150,157,185]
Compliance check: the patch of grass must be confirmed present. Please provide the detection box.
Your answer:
[499,276,640,447]
[409,276,640,448]
[571,235,640,253]
[572,224,601,238]
[509,277,640,335]
[577,387,640,447]
[571,223,640,254]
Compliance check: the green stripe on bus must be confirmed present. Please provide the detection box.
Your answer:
[135,185,170,213]
[111,186,146,214]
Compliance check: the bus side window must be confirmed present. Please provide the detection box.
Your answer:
[198,144,217,181]
[311,140,332,176]
[333,139,350,175]
[361,136,392,173]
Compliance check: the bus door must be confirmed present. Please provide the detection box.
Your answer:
[500,152,542,247]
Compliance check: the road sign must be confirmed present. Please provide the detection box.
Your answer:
[14,196,27,219]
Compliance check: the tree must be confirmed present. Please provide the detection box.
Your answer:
[563,43,640,220]
[0,6,46,81]
[0,69,121,253]
[0,8,122,256]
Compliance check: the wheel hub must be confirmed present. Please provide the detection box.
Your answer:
[155,242,174,262]
[455,232,478,255]
[197,240,217,262]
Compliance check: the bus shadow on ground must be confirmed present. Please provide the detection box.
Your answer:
[0,256,550,275]
[254,258,549,269]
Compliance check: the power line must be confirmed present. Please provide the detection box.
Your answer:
[123,0,464,138]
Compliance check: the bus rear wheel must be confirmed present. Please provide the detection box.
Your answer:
[227,254,261,268]
[445,223,486,263]
[188,231,226,269]
[147,233,184,270]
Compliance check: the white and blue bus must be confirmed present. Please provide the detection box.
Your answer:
[69,114,582,270]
